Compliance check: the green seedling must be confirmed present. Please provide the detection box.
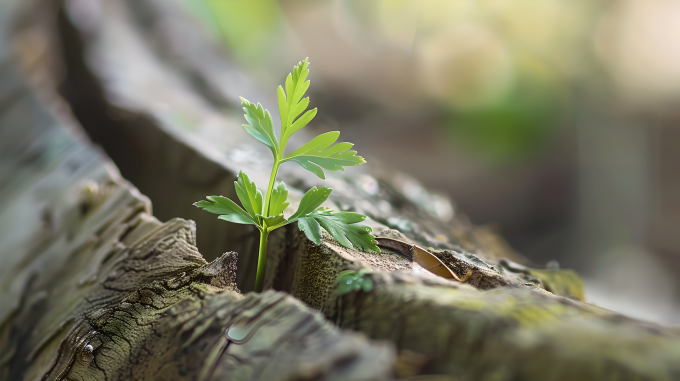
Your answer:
[335,269,374,296]
[195,58,379,292]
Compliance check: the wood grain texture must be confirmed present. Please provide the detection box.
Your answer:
[328,272,680,379]
[54,0,532,293]
[0,16,393,379]
[3,0,680,380]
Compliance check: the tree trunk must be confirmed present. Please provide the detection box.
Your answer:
[0,5,393,379]
[2,0,680,380]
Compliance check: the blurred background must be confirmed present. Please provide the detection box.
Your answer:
[174,0,680,325]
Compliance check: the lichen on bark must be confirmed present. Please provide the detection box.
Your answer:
[2,0,680,380]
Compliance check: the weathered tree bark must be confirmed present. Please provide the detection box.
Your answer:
[2,0,680,380]
[0,16,393,379]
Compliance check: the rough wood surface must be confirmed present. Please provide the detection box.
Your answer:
[3,0,680,380]
[55,0,533,292]
[0,10,393,379]
[328,272,680,379]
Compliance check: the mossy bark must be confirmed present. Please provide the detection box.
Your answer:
[0,21,393,379]
[2,0,680,380]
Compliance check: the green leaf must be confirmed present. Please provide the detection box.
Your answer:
[289,98,310,125]
[234,171,263,221]
[289,186,332,220]
[326,210,368,224]
[335,269,373,296]
[297,216,322,244]
[269,182,290,216]
[258,214,286,228]
[282,131,366,179]
[288,109,317,137]
[240,97,279,158]
[278,58,316,149]
[277,86,288,129]
[301,210,379,252]
[194,196,257,225]
[217,214,256,225]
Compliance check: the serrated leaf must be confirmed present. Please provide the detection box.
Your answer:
[269,182,289,216]
[289,186,332,220]
[194,196,257,225]
[284,73,294,109]
[296,159,326,179]
[258,214,286,228]
[317,216,378,252]
[283,131,366,179]
[277,86,288,128]
[279,58,314,149]
[288,108,317,137]
[297,217,322,244]
[325,211,367,224]
[292,80,310,107]
[240,97,279,158]
[234,171,263,221]
[300,210,379,252]
[289,97,310,123]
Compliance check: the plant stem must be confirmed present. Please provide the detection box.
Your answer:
[256,158,280,293]
[263,160,280,217]
[254,229,269,293]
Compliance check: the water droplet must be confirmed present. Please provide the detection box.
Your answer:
[226,326,249,341]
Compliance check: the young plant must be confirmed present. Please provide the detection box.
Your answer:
[335,269,374,296]
[195,58,379,293]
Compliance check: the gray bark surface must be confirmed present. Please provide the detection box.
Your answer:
[0,8,393,379]
[2,0,680,380]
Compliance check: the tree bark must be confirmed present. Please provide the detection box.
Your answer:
[0,12,394,379]
[2,0,680,380]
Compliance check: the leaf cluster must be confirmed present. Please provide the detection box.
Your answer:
[335,269,374,296]
[239,59,365,180]
[195,58,378,253]
[195,173,378,252]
